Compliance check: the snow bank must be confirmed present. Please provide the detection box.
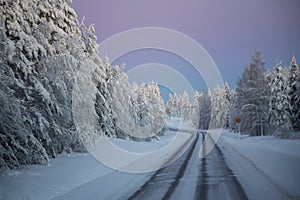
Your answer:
[219,129,300,199]
[0,154,111,200]
[109,130,176,153]
[166,117,195,132]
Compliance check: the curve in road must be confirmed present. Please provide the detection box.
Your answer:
[127,131,248,200]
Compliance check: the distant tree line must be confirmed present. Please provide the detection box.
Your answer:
[166,52,300,137]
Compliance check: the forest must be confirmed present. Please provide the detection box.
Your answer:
[167,52,300,137]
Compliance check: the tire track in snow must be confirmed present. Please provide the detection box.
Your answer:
[194,133,248,200]
[127,132,198,200]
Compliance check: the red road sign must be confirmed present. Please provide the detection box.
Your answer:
[235,118,241,123]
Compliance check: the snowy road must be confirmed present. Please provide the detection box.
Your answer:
[127,131,248,200]
[200,134,248,200]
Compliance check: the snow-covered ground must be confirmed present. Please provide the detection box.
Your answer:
[217,129,300,200]
[166,117,195,132]
[0,119,193,200]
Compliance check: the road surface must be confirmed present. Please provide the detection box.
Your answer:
[127,131,248,200]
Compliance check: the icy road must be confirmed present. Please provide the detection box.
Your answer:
[127,131,248,200]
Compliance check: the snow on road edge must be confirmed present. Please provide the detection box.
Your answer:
[217,129,300,200]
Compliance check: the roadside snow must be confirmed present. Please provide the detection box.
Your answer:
[110,130,176,153]
[0,119,193,200]
[166,117,195,132]
[217,129,300,199]
[0,153,111,200]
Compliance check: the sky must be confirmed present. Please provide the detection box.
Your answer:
[71,0,300,94]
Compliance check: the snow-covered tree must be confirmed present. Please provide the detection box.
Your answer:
[94,60,116,137]
[209,85,227,129]
[191,91,201,127]
[233,51,270,136]
[295,75,300,131]
[87,24,99,57]
[0,0,89,169]
[224,82,231,128]
[288,56,300,131]
[191,90,211,130]
[269,63,291,131]
[134,83,151,127]
[104,62,137,139]
[130,82,165,139]
[165,93,173,117]
[166,91,191,120]
[173,93,181,117]
[146,82,166,136]
[79,16,88,50]
[166,93,181,118]
[181,91,191,121]
[228,88,239,132]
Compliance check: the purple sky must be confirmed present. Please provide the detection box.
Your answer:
[71,0,300,90]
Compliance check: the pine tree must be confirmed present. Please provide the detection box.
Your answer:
[136,83,150,127]
[228,88,239,132]
[295,75,300,131]
[191,91,201,128]
[209,85,227,129]
[224,82,231,128]
[146,82,165,136]
[181,91,191,121]
[130,82,165,139]
[79,16,88,52]
[288,56,300,130]
[94,61,116,137]
[191,90,211,130]
[269,63,291,130]
[105,62,137,139]
[234,51,270,136]
[199,90,212,130]
[166,93,181,118]
[165,93,173,117]
[0,0,89,168]
[173,93,180,117]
